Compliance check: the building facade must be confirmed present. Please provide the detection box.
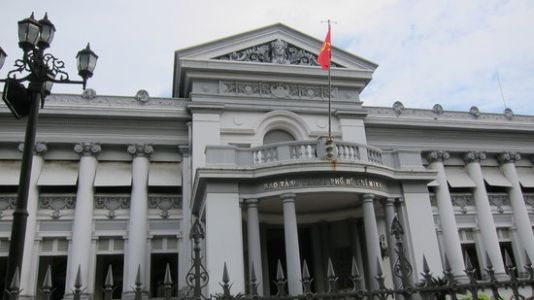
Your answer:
[1,23,534,299]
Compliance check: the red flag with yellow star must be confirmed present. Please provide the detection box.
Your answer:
[317,25,331,70]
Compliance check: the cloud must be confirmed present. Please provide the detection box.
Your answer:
[1,0,533,114]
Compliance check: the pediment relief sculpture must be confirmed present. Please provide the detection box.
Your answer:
[214,39,343,68]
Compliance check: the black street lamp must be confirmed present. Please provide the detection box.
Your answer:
[0,12,98,295]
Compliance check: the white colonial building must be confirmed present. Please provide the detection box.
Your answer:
[1,23,534,299]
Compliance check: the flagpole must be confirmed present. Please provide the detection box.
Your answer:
[327,20,332,141]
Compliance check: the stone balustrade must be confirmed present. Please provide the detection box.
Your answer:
[206,140,383,167]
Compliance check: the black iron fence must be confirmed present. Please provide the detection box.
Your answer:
[5,216,534,300]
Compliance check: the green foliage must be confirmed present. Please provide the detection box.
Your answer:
[459,293,492,300]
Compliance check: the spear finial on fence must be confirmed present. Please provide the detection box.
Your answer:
[249,262,259,296]
[220,262,232,298]
[420,255,433,287]
[73,265,83,300]
[350,257,362,292]
[326,258,338,294]
[163,263,173,300]
[525,250,534,280]
[8,266,21,300]
[104,265,113,300]
[41,265,53,300]
[301,260,312,295]
[133,265,143,300]
[275,260,287,297]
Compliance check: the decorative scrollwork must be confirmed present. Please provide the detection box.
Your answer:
[43,53,70,81]
[0,195,17,219]
[94,195,130,219]
[148,195,181,218]
[215,39,343,68]
[7,57,31,80]
[39,195,76,219]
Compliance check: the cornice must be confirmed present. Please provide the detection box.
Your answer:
[364,106,534,133]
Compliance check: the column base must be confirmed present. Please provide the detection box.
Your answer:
[19,295,35,300]
[121,290,149,300]
[63,292,92,300]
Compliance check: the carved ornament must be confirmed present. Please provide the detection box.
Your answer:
[0,195,16,219]
[94,195,130,219]
[463,152,486,163]
[81,88,97,100]
[39,195,76,219]
[214,39,342,67]
[18,142,48,155]
[504,108,513,120]
[427,150,450,163]
[148,195,181,218]
[469,106,480,118]
[497,152,521,164]
[488,194,509,214]
[451,194,473,214]
[220,80,338,100]
[432,104,444,115]
[135,89,150,103]
[127,144,154,157]
[74,142,102,157]
[392,101,405,116]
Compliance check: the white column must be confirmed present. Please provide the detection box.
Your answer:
[499,152,534,263]
[362,193,381,290]
[205,189,245,294]
[281,193,302,295]
[246,199,263,294]
[464,152,505,274]
[20,143,47,300]
[65,143,101,299]
[427,151,466,278]
[123,144,152,298]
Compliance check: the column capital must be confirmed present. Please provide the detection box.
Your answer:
[463,151,486,164]
[245,198,259,206]
[178,145,191,157]
[426,150,450,163]
[280,193,296,202]
[362,193,375,202]
[497,152,521,164]
[74,142,101,157]
[18,142,48,156]
[383,197,395,206]
[127,144,153,158]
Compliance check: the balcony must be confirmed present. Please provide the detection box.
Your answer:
[205,140,383,167]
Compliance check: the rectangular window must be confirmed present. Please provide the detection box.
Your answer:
[461,243,481,279]
[150,253,178,298]
[36,255,68,300]
[150,236,179,297]
[94,254,124,300]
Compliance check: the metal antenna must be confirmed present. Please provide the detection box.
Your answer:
[496,71,508,110]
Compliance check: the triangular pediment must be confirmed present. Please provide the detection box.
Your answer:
[173,23,378,97]
[175,23,377,71]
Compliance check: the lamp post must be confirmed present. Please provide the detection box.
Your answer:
[0,12,98,296]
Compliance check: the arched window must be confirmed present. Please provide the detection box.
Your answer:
[263,129,295,144]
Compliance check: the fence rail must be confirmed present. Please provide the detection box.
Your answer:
[5,217,534,300]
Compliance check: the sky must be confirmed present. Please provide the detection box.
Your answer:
[1,0,534,114]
